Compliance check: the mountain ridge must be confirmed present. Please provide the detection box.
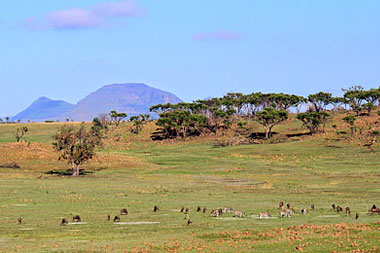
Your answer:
[11,83,182,122]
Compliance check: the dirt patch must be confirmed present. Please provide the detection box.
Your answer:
[195,176,265,187]
[114,221,160,225]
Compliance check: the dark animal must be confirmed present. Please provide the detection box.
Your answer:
[153,206,159,212]
[113,215,120,222]
[18,217,22,224]
[180,207,184,212]
[218,208,223,215]
[286,203,290,209]
[355,213,359,220]
[202,207,207,213]
[196,206,201,212]
[279,201,284,209]
[107,214,111,221]
[187,219,192,226]
[336,206,343,212]
[185,208,189,214]
[72,215,81,222]
[120,208,128,215]
[301,208,307,215]
[345,207,351,216]
[60,218,68,226]
[311,204,315,210]
[332,203,336,210]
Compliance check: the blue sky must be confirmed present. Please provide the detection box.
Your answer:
[1,0,380,116]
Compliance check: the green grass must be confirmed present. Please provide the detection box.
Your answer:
[0,121,379,251]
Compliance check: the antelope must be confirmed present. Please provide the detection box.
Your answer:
[202,207,207,213]
[153,206,159,212]
[345,207,351,216]
[60,218,68,226]
[301,208,307,215]
[258,212,272,218]
[223,207,233,213]
[233,210,246,218]
[311,204,315,210]
[332,204,336,210]
[187,219,192,225]
[355,213,359,220]
[209,209,220,217]
[280,211,291,218]
[196,206,201,212]
[18,217,22,224]
[180,207,185,212]
[72,215,81,222]
[120,208,128,215]
[107,214,111,221]
[113,216,120,222]
[279,202,284,209]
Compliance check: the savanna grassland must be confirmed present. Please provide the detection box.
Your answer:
[0,115,380,252]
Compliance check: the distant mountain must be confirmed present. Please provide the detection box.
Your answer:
[11,97,75,122]
[12,83,182,122]
[63,83,182,121]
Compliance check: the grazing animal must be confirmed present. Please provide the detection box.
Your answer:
[107,214,110,221]
[180,207,184,212]
[113,215,120,222]
[332,204,336,210]
[60,218,68,226]
[218,208,223,215]
[185,208,189,214]
[223,207,233,213]
[368,205,380,214]
[196,206,201,212]
[285,208,294,216]
[202,207,207,213]
[280,211,291,218]
[301,208,307,215]
[279,201,284,209]
[258,212,272,218]
[209,209,220,217]
[233,210,246,218]
[187,219,192,226]
[355,213,359,220]
[17,217,22,224]
[286,203,290,209]
[336,206,343,212]
[345,207,351,216]
[120,208,128,215]
[311,204,315,210]
[72,215,81,222]
[153,206,159,212]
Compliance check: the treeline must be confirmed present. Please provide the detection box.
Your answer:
[150,86,380,139]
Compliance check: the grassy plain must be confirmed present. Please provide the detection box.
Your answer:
[0,118,380,252]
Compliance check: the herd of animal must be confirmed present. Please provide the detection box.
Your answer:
[15,203,380,226]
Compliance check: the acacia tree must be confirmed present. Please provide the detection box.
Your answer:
[296,111,329,134]
[256,107,288,138]
[14,126,28,142]
[53,124,101,176]
[130,114,150,134]
[109,111,127,126]
[308,92,332,112]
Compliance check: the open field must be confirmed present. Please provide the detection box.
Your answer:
[0,120,380,252]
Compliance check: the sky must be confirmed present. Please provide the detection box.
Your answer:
[1,0,380,116]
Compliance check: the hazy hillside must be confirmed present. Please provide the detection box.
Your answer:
[11,83,182,122]
[11,97,75,122]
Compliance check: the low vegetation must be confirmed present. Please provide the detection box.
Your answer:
[0,86,379,251]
